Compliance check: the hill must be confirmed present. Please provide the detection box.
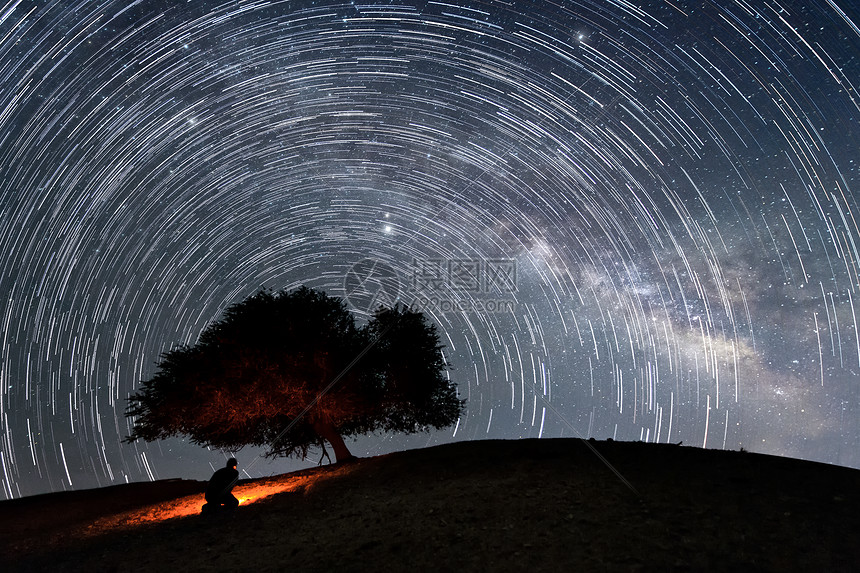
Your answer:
[2,438,859,572]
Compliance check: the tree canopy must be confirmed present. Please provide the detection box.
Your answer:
[124,286,465,462]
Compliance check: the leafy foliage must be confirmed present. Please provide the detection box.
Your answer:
[125,287,465,460]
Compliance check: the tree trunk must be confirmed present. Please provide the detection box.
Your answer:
[311,419,355,463]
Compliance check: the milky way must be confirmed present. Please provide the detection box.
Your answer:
[1,0,859,498]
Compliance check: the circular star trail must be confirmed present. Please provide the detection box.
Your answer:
[1,0,859,498]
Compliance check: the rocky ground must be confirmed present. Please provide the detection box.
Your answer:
[2,438,859,572]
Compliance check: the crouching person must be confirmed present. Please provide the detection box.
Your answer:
[202,458,240,514]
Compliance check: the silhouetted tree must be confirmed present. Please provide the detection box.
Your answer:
[124,286,465,462]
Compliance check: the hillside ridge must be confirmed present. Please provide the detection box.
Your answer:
[4,438,860,572]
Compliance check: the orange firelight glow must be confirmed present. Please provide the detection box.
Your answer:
[233,479,300,506]
[85,466,353,535]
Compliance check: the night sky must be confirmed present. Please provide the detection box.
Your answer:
[1,0,859,499]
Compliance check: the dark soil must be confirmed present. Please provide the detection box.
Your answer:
[2,439,859,572]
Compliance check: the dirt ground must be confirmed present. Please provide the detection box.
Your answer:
[2,438,859,572]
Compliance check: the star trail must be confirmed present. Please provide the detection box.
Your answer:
[1,0,859,498]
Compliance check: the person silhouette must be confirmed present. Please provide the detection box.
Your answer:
[202,458,240,514]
